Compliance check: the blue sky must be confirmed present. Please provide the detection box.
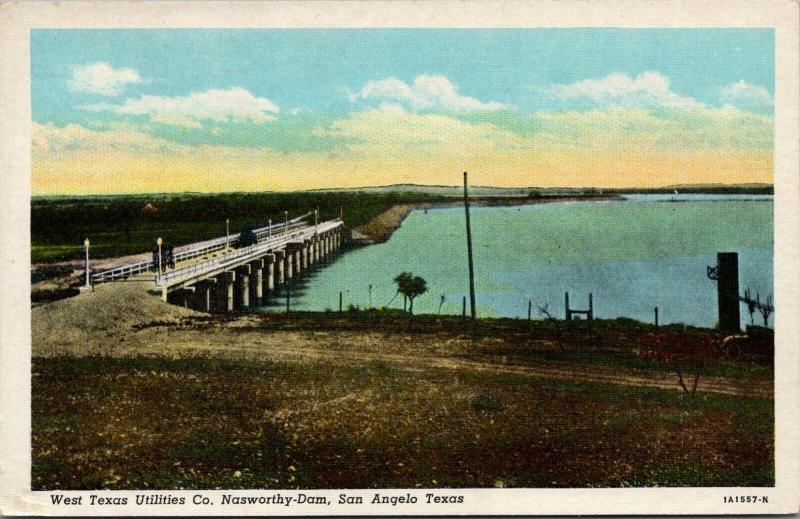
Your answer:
[32,29,774,120]
[30,29,775,193]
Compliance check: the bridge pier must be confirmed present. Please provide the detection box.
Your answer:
[250,259,264,305]
[212,271,236,312]
[285,250,294,280]
[274,250,285,285]
[197,278,216,312]
[236,265,252,309]
[263,254,275,292]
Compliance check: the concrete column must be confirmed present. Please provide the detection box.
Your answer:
[285,251,294,279]
[203,284,212,312]
[237,265,251,309]
[227,278,235,312]
[265,255,275,291]
[296,248,303,273]
[254,266,263,303]
[274,250,285,284]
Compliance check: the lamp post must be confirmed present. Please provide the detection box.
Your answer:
[83,238,91,287]
[225,218,230,250]
[157,237,163,277]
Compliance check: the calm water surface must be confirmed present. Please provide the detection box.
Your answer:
[261,195,773,328]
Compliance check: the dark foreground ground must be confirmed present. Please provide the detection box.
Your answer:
[32,300,774,490]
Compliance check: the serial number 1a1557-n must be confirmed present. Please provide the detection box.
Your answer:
[724,495,769,504]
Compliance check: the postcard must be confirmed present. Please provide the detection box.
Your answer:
[1,0,798,515]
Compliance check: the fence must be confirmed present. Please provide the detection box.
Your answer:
[91,217,310,283]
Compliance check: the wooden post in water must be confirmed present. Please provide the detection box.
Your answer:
[654,306,659,329]
[565,292,570,321]
[716,252,740,333]
[462,296,466,320]
[588,293,594,321]
[339,291,343,312]
[463,172,476,320]
[528,300,532,320]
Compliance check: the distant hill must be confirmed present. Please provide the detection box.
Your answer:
[310,183,774,197]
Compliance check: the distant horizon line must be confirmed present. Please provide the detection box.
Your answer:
[31,182,775,198]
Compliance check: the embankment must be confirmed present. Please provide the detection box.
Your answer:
[355,195,620,242]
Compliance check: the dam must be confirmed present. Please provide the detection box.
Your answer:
[84,212,346,312]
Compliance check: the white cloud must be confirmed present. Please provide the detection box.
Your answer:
[719,80,773,108]
[69,62,143,97]
[81,87,280,127]
[351,74,508,112]
[547,71,705,110]
[32,122,190,155]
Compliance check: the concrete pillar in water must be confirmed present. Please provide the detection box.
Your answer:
[263,254,275,292]
[250,259,264,304]
[224,271,236,312]
[285,251,294,279]
[296,246,304,273]
[236,265,251,309]
[715,252,741,333]
[274,250,285,284]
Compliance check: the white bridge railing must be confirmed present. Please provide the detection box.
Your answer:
[91,216,311,283]
[156,219,343,288]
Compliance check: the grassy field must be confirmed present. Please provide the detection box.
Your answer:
[32,309,774,490]
[31,191,448,263]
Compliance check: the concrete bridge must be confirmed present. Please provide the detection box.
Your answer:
[86,215,346,313]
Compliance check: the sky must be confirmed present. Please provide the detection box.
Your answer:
[31,29,774,195]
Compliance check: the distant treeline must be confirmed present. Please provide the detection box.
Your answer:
[31,191,447,263]
[610,185,774,195]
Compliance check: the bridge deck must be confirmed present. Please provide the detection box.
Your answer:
[155,219,343,290]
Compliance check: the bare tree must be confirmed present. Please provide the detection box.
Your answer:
[536,302,555,320]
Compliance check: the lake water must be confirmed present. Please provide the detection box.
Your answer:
[260,195,774,328]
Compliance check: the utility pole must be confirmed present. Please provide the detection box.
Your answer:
[83,238,91,288]
[463,171,476,320]
[157,237,163,277]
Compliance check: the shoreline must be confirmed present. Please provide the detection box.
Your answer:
[354,194,621,243]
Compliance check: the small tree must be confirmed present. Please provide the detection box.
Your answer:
[393,272,428,315]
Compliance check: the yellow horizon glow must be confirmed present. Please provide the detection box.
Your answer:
[32,147,773,196]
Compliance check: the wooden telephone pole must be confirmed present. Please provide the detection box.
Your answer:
[464,172,476,320]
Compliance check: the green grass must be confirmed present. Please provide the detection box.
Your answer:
[32,191,449,262]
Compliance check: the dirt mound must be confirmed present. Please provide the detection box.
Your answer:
[32,281,199,356]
